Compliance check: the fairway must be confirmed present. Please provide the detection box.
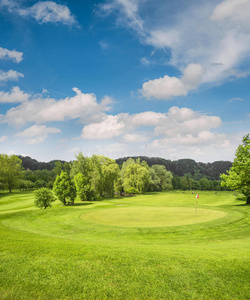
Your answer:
[81,206,226,227]
[0,190,249,300]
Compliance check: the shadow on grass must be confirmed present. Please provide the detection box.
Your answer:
[71,202,93,207]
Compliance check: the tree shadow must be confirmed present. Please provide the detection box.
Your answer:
[69,202,93,207]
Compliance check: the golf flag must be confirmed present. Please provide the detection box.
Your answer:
[195,194,199,214]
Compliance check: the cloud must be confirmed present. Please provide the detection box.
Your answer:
[16,124,61,144]
[100,0,250,99]
[0,86,29,103]
[122,133,147,143]
[98,0,144,34]
[0,135,7,143]
[0,70,24,82]
[81,111,167,140]
[1,88,113,127]
[154,106,222,136]
[99,40,109,50]
[0,46,23,63]
[229,97,244,103]
[211,0,250,28]
[141,57,150,66]
[1,0,77,26]
[81,106,224,158]
[140,63,204,100]
[82,115,125,139]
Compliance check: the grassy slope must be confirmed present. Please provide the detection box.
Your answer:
[0,190,249,299]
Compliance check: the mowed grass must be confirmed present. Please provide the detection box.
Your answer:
[0,190,249,299]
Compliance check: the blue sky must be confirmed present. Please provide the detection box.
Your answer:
[0,0,249,162]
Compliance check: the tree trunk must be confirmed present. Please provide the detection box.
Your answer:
[247,196,250,205]
[9,187,12,193]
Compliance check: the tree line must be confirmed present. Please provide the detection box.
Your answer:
[0,153,228,196]
[19,155,232,181]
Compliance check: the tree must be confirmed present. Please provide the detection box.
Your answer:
[221,135,250,204]
[122,159,150,194]
[34,188,56,209]
[53,171,76,205]
[149,165,173,191]
[0,154,23,192]
[199,178,210,190]
[74,172,96,201]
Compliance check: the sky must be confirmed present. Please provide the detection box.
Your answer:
[0,0,249,163]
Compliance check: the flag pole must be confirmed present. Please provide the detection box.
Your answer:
[195,193,199,214]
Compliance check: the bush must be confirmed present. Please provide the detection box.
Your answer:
[34,188,56,209]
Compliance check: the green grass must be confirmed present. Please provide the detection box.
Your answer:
[0,190,249,299]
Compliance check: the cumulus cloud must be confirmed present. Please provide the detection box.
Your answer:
[0,70,24,82]
[0,135,7,143]
[140,64,204,100]
[122,133,147,143]
[82,115,125,139]
[0,46,23,63]
[0,86,29,103]
[16,124,61,144]
[100,0,250,99]
[154,106,222,136]
[211,0,250,28]
[81,106,224,157]
[1,0,77,26]
[1,88,113,127]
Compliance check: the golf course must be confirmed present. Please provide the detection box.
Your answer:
[0,190,249,299]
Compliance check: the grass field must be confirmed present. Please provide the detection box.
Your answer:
[0,190,249,299]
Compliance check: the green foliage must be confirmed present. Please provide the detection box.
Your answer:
[199,178,211,190]
[34,188,56,209]
[221,134,250,204]
[149,165,173,191]
[74,173,96,201]
[123,159,150,194]
[0,154,23,192]
[53,171,76,205]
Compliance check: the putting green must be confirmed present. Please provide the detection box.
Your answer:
[81,206,226,227]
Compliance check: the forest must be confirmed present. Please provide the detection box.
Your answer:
[0,154,232,200]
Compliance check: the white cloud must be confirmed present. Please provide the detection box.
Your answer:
[82,115,125,139]
[229,97,244,103]
[0,70,24,82]
[98,0,144,34]
[101,0,250,99]
[140,64,204,100]
[99,40,109,50]
[211,0,250,28]
[0,47,23,63]
[1,88,113,127]
[0,86,29,103]
[140,57,150,66]
[16,124,61,144]
[1,0,77,26]
[130,111,166,126]
[122,133,147,143]
[81,106,224,157]
[154,106,222,136]
[0,135,7,143]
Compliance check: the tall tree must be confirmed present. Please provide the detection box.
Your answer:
[122,159,150,194]
[0,154,23,192]
[221,135,250,204]
[53,171,76,205]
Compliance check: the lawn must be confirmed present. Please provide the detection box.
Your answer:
[0,190,249,299]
